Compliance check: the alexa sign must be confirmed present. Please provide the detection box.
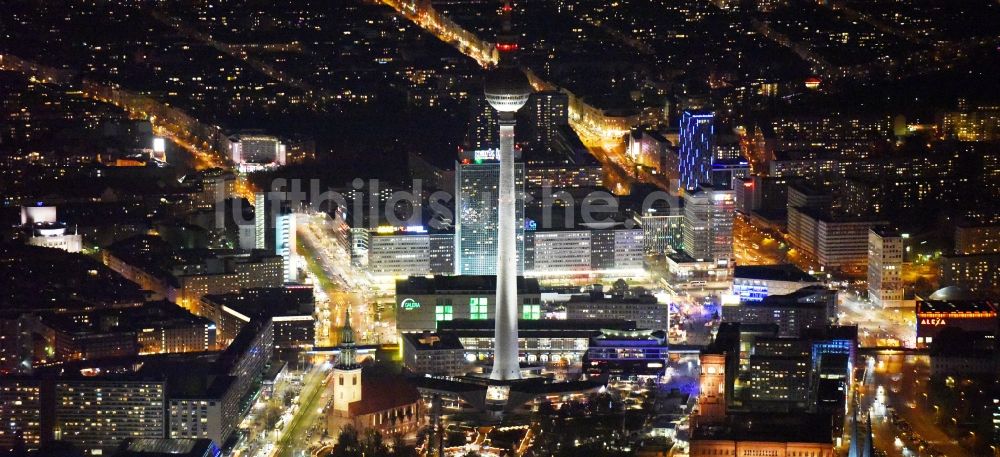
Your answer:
[920,318,947,326]
[400,298,421,311]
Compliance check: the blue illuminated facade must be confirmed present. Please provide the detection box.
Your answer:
[810,326,858,381]
[812,338,857,383]
[733,282,769,302]
[584,329,669,379]
[679,110,715,190]
[811,338,855,370]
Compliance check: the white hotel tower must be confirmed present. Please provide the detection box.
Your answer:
[484,0,531,381]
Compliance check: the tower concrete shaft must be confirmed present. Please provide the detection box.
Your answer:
[490,112,520,381]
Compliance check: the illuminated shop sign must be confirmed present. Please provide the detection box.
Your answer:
[400,298,421,311]
[473,149,498,161]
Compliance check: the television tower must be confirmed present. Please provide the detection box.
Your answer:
[484,0,531,381]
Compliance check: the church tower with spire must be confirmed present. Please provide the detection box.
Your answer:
[848,393,875,457]
[333,307,362,415]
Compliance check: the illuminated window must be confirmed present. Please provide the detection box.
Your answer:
[470,297,488,320]
[522,304,540,320]
[435,305,453,321]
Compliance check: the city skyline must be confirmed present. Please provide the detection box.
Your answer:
[1,0,999,456]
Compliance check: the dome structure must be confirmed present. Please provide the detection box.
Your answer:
[484,66,531,113]
[928,286,974,301]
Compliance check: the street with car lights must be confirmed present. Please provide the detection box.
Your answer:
[856,354,967,457]
[296,212,394,347]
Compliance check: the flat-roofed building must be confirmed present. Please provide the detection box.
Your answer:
[523,228,644,275]
[732,264,821,302]
[54,379,166,454]
[786,207,886,268]
[438,318,638,365]
[395,275,542,333]
[955,223,1000,255]
[940,253,1000,295]
[787,182,832,212]
[690,412,835,456]
[368,231,431,278]
[167,318,274,446]
[664,250,731,285]
[868,227,904,307]
[400,332,469,376]
[564,291,669,331]
[531,230,591,272]
[722,286,837,338]
[428,233,455,275]
[0,315,276,453]
[584,329,669,380]
[638,210,684,255]
[201,287,314,348]
[40,301,217,360]
[113,438,222,457]
[915,291,998,348]
[927,329,998,377]
[102,235,283,316]
[167,377,236,448]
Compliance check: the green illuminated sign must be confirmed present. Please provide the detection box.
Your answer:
[470,297,488,320]
[435,305,453,321]
[401,298,421,311]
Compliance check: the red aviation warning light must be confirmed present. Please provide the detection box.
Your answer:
[496,0,518,54]
[496,43,518,52]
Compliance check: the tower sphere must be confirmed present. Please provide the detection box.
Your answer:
[484,66,531,113]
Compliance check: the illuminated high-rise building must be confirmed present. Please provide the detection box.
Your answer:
[526,90,569,153]
[254,192,267,250]
[466,95,499,151]
[254,193,296,282]
[786,207,887,269]
[0,379,42,453]
[638,208,684,255]
[429,233,455,274]
[455,162,524,275]
[368,228,431,278]
[682,184,735,262]
[867,227,904,307]
[275,204,296,283]
[679,111,715,190]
